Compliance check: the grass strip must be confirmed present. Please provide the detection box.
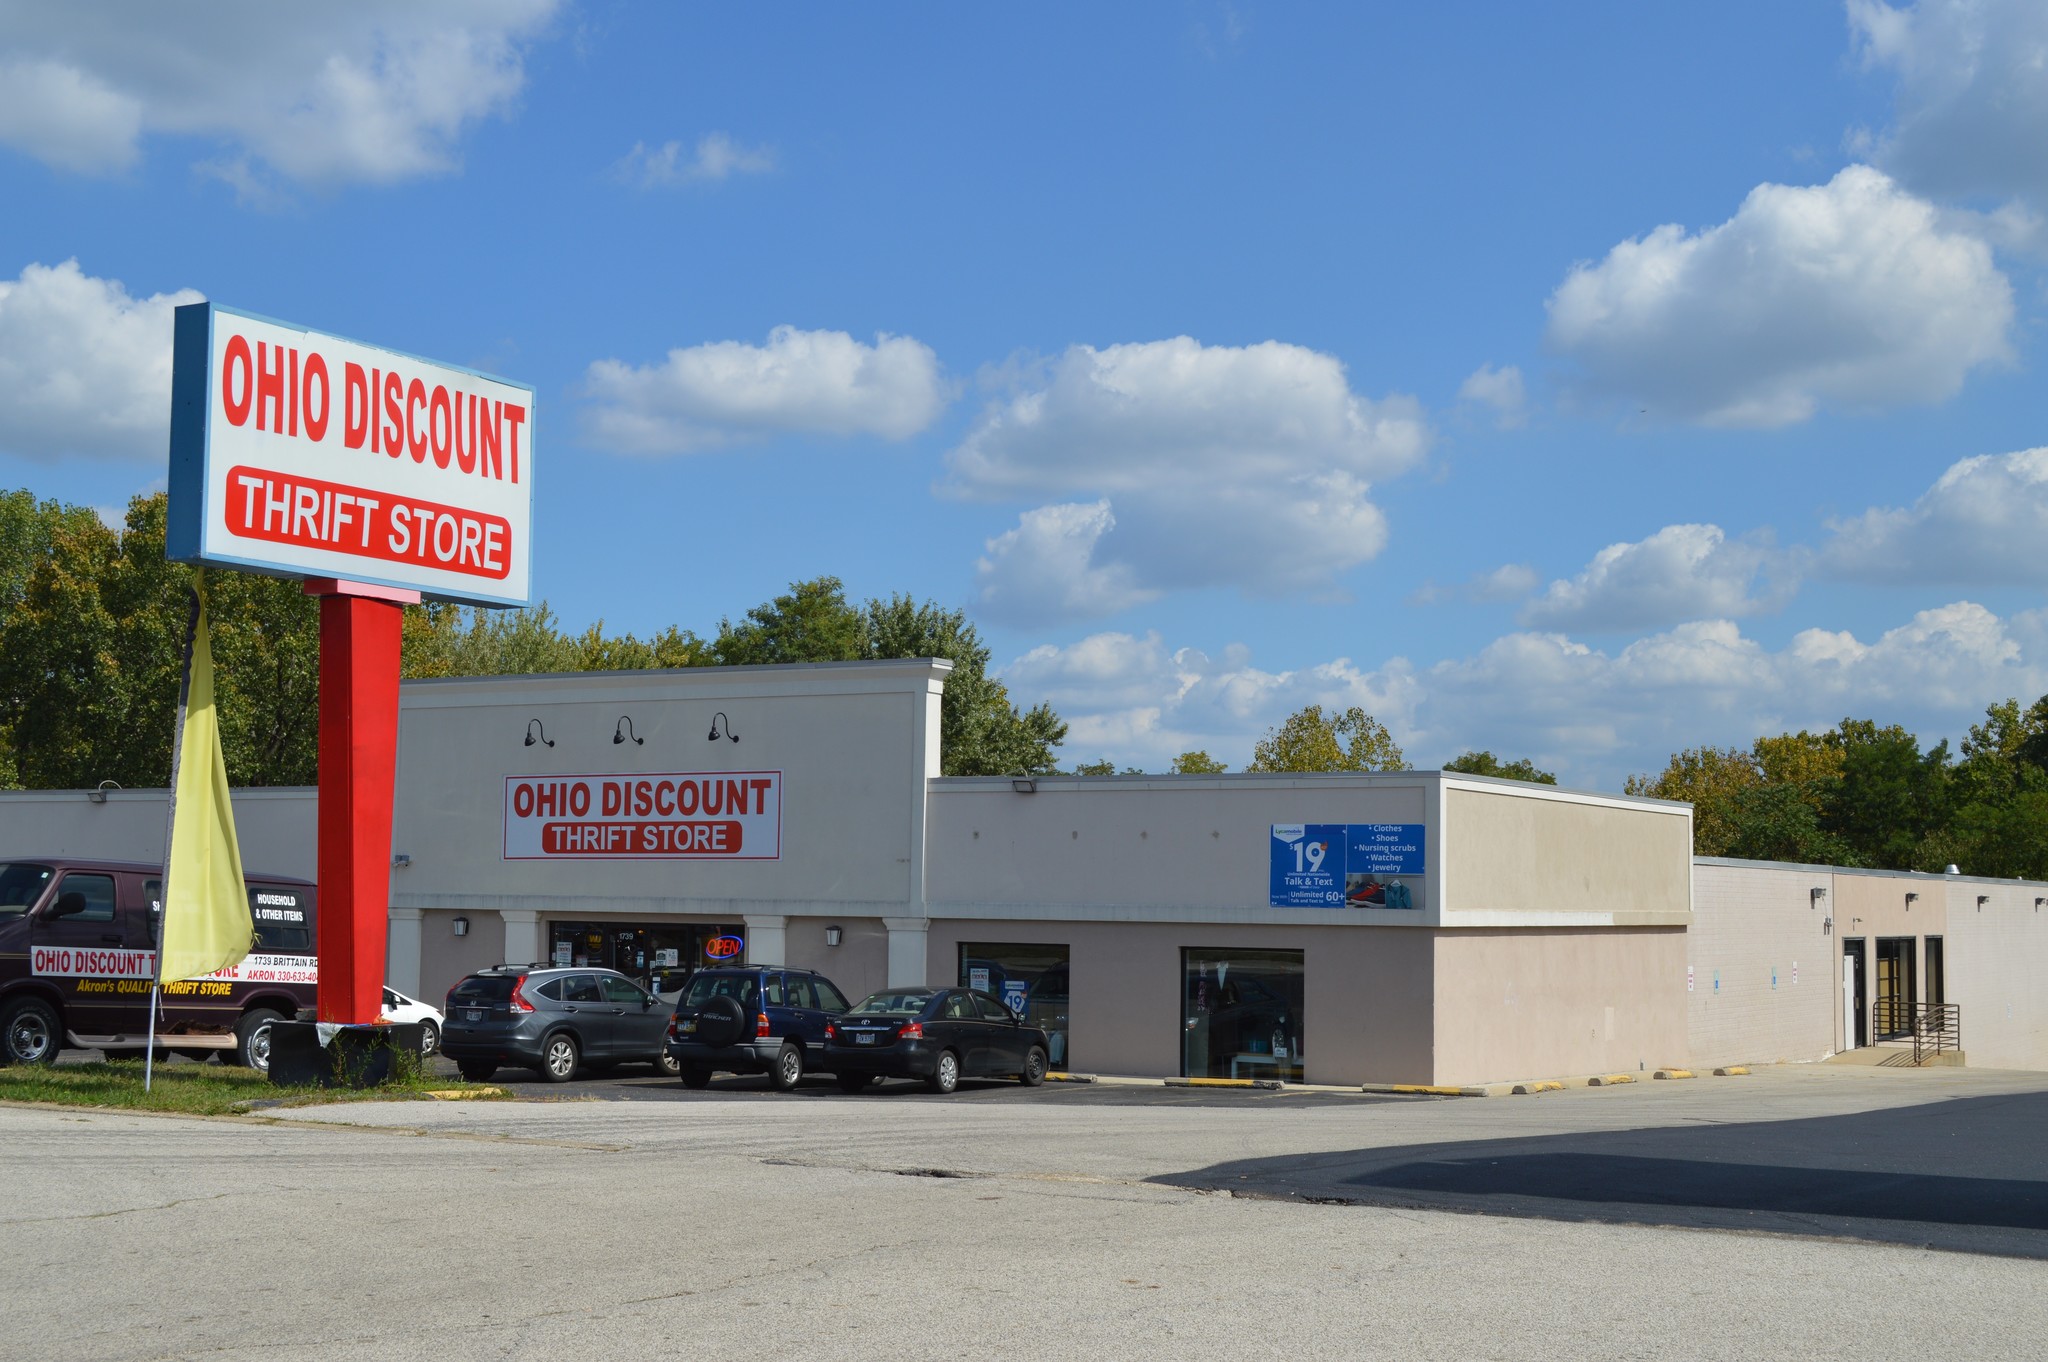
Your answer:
[0,1058,502,1116]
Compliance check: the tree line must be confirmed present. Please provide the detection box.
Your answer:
[0,490,1066,788]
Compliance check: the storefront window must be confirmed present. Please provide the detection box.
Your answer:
[959,942,1071,1072]
[1183,948,1304,1084]
[547,921,745,992]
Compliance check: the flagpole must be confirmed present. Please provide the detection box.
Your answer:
[148,575,204,1094]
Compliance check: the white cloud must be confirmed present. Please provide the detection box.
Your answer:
[1409,563,1539,607]
[1823,446,2048,586]
[973,501,1158,627]
[581,325,946,454]
[999,604,2045,787]
[0,1,559,189]
[616,133,775,188]
[1457,362,1527,427]
[1520,523,1798,632]
[0,260,201,463]
[1545,165,2012,427]
[947,336,1430,622]
[1850,0,2048,214]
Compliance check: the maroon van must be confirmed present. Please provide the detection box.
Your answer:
[0,858,316,1071]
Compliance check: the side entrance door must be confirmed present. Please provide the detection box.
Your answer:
[1843,939,1867,1049]
[30,870,138,1035]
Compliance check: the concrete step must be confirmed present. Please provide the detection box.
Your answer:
[1826,1046,1966,1068]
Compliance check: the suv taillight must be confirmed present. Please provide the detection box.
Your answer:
[899,1021,923,1040]
[756,1012,771,1038]
[508,974,535,1014]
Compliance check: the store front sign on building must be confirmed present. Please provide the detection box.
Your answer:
[1269,824,1425,908]
[504,772,783,860]
[167,302,535,607]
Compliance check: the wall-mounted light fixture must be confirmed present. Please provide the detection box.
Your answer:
[1810,886,1827,908]
[1978,895,1991,910]
[825,925,843,947]
[1905,892,1919,908]
[452,915,470,938]
[392,853,412,869]
[2037,897,2045,913]
[524,719,554,748]
[707,711,739,743]
[1011,777,1037,794]
[86,779,121,805]
[613,716,643,746]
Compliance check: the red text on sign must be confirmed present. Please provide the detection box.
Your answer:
[225,464,512,580]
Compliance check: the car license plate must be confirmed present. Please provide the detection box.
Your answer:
[465,1010,481,1021]
[679,1020,697,1033]
[856,1033,875,1044]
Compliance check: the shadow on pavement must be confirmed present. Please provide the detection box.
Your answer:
[1154,1091,2048,1258]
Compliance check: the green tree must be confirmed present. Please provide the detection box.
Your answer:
[1624,746,1761,857]
[1247,704,1407,773]
[1821,719,1952,870]
[713,576,867,666]
[862,590,1065,776]
[1169,750,1227,774]
[1720,781,1860,866]
[1442,750,1557,784]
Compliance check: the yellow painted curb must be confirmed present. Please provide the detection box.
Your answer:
[1587,1074,1635,1087]
[1390,1084,1466,1096]
[1653,1069,1695,1080]
[1172,1077,1254,1088]
[423,1087,505,1100]
[1713,1066,1750,1076]
[1511,1080,1565,1094]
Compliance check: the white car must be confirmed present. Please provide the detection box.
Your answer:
[381,987,445,1055]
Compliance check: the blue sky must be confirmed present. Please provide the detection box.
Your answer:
[3,2,2047,787]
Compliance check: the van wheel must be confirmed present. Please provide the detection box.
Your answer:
[539,1033,580,1083]
[926,1050,961,1095]
[770,1044,805,1091]
[234,1008,283,1072]
[1,998,60,1066]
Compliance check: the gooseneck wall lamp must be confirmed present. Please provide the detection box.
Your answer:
[708,712,739,743]
[613,716,643,746]
[524,719,554,748]
[86,779,122,805]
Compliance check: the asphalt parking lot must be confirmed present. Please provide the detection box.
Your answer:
[14,1061,2048,1360]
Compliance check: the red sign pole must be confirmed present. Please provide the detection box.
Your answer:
[307,578,418,1024]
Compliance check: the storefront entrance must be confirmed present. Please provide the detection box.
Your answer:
[959,942,1071,1071]
[1874,936,1916,1041]
[1183,947,1304,1083]
[547,920,746,993]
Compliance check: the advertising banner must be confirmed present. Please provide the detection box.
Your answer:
[166,302,535,606]
[504,772,783,861]
[1269,823,1425,908]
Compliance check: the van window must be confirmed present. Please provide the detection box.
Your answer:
[49,873,116,923]
[0,863,53,917]
[249,886,312,953]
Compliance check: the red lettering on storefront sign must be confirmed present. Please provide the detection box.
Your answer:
[540,821,744,856]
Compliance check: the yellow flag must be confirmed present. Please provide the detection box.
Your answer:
[159,573,253,983]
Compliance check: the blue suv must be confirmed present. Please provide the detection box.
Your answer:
[665,966,854,1090]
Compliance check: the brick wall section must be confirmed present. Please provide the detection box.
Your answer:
[1688,862,1835,1069]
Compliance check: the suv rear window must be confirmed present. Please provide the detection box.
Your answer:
[681,972,759,1008]
[449,975,516,1003]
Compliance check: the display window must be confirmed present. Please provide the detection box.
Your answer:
[1182,948,1304,1083]
[958,942,1071,1071]
[547,921,745,992]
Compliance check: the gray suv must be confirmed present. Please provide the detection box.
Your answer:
[441,965,680,1084]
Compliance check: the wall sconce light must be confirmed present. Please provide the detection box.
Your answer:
[452,915,470,938]
[613,716,643,746]
[2036,898,2045,913]
[825,925,843,947]
[1978,895,1991,910]
[1011,777,1037,794]
[707,711,739,743]
[86,779,121,804]
[524,719,554,748]
[1905,892,1918,908]
[392,853,412,869]
[1810,887,1827,908]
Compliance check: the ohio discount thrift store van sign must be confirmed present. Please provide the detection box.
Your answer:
[504,772,784,860]
[166,302,534,606]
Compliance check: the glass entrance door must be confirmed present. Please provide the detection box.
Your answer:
[1873,937,1916,1040]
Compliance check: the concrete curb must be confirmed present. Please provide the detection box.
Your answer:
[1652,1069,1695,1080]
[1164,1077,1285,1091]
[1713,1065,1750,1076]
[424,1087,506,1100]
[1044,1072,1097,1084]
[1510,1080,1565,1095]
[1587,1074,1636,1087]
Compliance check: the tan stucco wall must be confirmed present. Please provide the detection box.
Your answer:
[922,918,1436,1084]
[782,915,890,1009]
[1687,862,1834,1068]
[1444,785,1690,924]
[1431,928,1688,1085]
[1945,884,2048,1070]
[416,908,506,1003]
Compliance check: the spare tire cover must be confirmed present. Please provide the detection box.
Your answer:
[693,994,749,1047]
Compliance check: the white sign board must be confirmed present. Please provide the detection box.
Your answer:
[167,302,534,606]
[503,771,783,861]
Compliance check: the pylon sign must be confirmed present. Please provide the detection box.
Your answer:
[166,302,534,608]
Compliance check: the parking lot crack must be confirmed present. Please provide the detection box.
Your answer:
[3,1191,235,1225]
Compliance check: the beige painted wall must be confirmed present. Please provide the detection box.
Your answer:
[1944,883,2048,1070]
[782,915,890,1009]
[0,787,316,880]
[1432,928,1688,1085]
[1444,785,1691,925]
[922,918,1436,1084]
[1687,862,1834,1068]
[416,908,506,1003]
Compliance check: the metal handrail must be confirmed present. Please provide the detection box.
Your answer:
[1912,1003,1961,1065]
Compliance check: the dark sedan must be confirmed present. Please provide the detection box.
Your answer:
[825,987,1050,1094]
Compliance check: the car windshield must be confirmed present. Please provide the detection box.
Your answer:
[0,863,53,918]
[681,973,759,1008]
[848,990,935,1017]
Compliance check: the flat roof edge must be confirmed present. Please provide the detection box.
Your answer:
[1695,855,2048,890]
